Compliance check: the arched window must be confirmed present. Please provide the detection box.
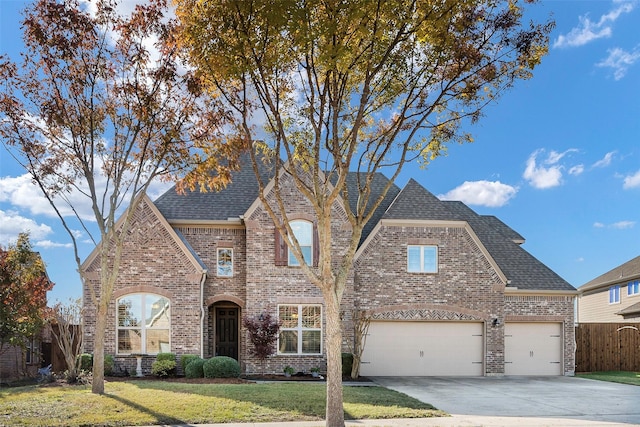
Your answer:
[116,293,170,355]
[288,220,313,266]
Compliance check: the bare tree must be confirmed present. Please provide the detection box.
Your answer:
[48,298,83,382]
[0,0,234,393]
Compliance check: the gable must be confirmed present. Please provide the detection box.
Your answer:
[357,178,574,292]
[81,194,206,275]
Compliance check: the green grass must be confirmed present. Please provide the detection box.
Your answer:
[0,381,445,426]
[577,371,640,386]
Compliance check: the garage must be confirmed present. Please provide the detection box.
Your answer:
[359,321,484,376]
[504,322,563,375]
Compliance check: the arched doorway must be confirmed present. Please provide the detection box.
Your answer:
[209,302,240,360]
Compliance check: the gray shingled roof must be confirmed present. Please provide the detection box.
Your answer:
[617,301,640,317]
[341,173,401,245]
[382,179,573,291]
[154,155,273,221]
[154,160,573,292]
[579,255,640,291]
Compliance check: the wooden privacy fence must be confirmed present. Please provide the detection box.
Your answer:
[575,323,640,372]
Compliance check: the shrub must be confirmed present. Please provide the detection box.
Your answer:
[185,358,205,378]
[203,356,241,378]
[180,354,199,372]
[156,352,176,363]
[342,353,353,376]
[77,353,93,372]
[104,354,115,376]
[151,359,177,377]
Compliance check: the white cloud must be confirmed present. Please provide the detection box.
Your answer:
[438,181,518,207]
[594,220,636,229]
[596,46,640,80]
[623,170,640,189]
[0,210,53,244]
[0,168,172,223]
[592,151,616,168]
[569,164,585,176]
[34,240,74,249]
[611,220,636,229]
[523,149,578,189]
[553,2,635,48]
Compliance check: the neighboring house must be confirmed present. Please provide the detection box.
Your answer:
[82,158,577,377]
[577,256,640,322]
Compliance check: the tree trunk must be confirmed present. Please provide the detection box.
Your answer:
[323,289,344,427]
[91,301,107,394]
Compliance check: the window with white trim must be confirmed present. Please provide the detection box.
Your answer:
[609,285,620,304]
[217,248,233,277]
[628,280,639,296]
[407,245,438,273]
[288,220,313,266]
[117,293,170,355]
[278,304,322,355]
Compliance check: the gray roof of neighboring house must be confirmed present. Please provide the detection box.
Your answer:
[617,301,640,317]
[153,162,573,292]
[579,255,640,292]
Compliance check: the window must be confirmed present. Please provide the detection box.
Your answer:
[609,285,620,304]
[25,337,38,365]
[288,221,313,266]
[274,220,318,267]
[407,245,438,273]
[117,294,170,355]
[628,280,640,296]
[278,304,322,355]
[217,248,233,277]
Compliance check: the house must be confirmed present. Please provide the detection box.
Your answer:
[577,255,640,322]
[81,158,577,377]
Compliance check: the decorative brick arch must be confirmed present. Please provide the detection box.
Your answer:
[113,285,174,301]
[205,294,245,308]
[367,303,487,321]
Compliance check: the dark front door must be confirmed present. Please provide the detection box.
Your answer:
[215,307,238,360]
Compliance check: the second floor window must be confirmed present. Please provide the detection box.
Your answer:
[609,285,620,304]
[288,220,313,266]
[628,280,639,296]
[217,248,233,277]
[407,245,438,273]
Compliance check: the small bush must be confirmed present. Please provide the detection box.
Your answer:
[156,352,176,363]
[180,354,199,372]
[151,359,177,377]
[342,353,353,376]
[77,353,93,372]
[203,356,241,378]
[185,358,205,378]
[104,354,115,376]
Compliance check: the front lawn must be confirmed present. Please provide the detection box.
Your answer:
[0,381,445,426]
[577,371,640,386]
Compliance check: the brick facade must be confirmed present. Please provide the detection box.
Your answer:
[82,177,575,377]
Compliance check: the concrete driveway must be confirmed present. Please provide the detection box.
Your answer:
[373,376,640,425]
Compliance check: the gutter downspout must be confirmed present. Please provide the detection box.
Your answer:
[199,269,208,359]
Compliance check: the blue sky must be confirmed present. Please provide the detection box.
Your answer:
[1,0,639,304]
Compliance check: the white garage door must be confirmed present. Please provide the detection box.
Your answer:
[504,322,563,375]
[360,321,484,376]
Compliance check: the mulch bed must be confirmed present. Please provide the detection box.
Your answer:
[27,374,371,387]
